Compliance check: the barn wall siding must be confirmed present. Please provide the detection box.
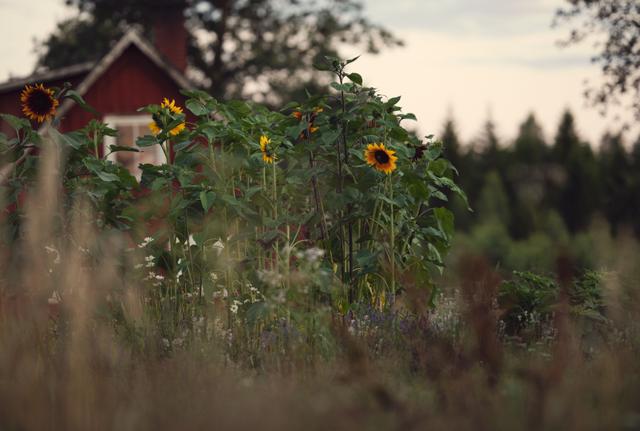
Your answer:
[63,45,188,133]
[0,44,189,140]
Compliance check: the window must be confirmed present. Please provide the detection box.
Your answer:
[103,115,164,180]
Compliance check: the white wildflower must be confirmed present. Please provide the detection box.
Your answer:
[212,238,224,256]
[138,236,154,248]
[230,300,241,314]
[305,247,325,263]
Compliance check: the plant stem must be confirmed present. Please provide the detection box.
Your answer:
[272,160,278,269]
[389,177,396,302]
[93,131,100,159]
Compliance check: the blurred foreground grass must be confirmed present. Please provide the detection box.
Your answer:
[1,144,639,431]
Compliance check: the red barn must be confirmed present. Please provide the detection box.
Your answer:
[0,20,193,178]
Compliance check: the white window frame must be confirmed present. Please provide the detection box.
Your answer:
[103,114,163,180]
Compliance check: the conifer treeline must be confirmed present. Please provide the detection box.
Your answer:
[442,111,640,239]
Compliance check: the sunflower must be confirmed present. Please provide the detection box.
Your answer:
[293,107,322,139]
[260,135,275,164]
[20,83,59,123]
[149,98,186,136]
[364,143,397,174]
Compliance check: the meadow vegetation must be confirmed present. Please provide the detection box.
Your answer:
[1,59,639,430]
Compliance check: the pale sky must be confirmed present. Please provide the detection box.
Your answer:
[0,0,636,146]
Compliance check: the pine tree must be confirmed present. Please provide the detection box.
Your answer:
[599,132,632,236]
[550,110,601,233]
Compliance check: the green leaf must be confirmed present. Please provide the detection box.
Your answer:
[109,145,140,153]
[65,90,99,115]
[347,73,363,85]
[199,190,216,212]
[0,114,30,131]
[433,207,454,240]
[136,135,159,148]
[345,55,361,65]
[330,82,353,92]
[386,96,401,107]
[95,171,120,182]
[48,128,82,149]
[400,113,417,121]
[186,98,210,116]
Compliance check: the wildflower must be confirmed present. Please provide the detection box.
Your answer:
[364,143,397,174]
[20,83,59,123]
[259,135,275,164]
[230,300,241,314]
[212,238,224,256]
[149,98,186,136]
[138,236,154,248]
[305,247,325,263]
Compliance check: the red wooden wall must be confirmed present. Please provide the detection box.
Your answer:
[0,44,189,137]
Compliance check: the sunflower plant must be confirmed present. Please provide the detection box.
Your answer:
[1,60,466,350]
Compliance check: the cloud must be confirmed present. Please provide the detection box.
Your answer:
[342,28,636,146]
[364,0,563,36]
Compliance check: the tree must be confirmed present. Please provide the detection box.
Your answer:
[513,113,547,165]
[507,114,549,239]
[629,136,640,237]
[439,117,474,230]
[477,170,510,227]
[440,118,463,173]
[550,110,601,233]
[35,0,402,102]
[556,0,640,120]
[599,132,632,236]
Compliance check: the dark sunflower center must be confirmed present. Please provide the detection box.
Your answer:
[27,89,54,115]
[374,150,390,164]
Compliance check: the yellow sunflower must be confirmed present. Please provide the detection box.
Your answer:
[149,98,186,136]
[260,135,275,164]
[20,83,59,123]
[364,143,397,174]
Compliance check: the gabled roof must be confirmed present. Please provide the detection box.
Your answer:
[0,28,195,119]
[55,28,194,119]
[0,61,95,93]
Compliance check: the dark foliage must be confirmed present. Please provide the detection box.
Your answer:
[556,0,640,120]
[36,0,402,102]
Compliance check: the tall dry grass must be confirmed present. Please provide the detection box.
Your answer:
[1,136,639,430]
